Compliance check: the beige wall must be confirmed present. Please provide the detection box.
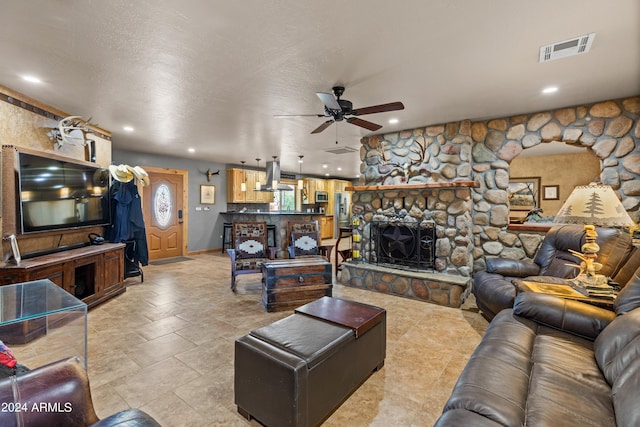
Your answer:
[510,151,600,218]
[0,85,112,166]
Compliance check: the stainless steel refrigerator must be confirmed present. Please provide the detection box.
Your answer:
[334,192,351,238]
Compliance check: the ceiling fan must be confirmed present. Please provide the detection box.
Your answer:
[276,86,404,134]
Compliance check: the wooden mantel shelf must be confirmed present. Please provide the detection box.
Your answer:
[346,180,478,192]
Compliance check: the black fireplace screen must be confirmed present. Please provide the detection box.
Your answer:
[368,221,436,270]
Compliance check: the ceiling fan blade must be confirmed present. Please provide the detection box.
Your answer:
[347,117,382,131]
[316,92,341,111]
[274,114,326,118]
[311,120,334,134]
[352,101,405,116]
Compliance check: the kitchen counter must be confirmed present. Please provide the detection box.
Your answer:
[222,211,324,215]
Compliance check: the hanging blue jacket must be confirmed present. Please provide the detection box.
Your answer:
[109,181,149,265]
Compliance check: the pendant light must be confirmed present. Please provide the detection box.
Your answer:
[240,160,246,192]
[255,158,261,190]
[297,155,304,189]
[271,156,278,190]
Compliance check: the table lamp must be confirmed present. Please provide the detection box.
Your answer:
[554,182,636,287]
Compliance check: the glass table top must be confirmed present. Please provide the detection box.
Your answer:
[0,279,87,326]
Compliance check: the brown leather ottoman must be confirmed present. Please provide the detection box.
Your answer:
[234,297,386,427]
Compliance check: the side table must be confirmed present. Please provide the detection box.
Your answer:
[513,279,616,310]
[0,279,88,369]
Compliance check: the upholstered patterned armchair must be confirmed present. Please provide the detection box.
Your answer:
[227,222,275,292]
[286,221,333,261]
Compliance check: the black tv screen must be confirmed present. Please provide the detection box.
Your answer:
[18,152,111,233]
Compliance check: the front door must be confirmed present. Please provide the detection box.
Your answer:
[142,168,186,260]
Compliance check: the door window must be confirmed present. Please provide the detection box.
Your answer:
[154,184,172,227]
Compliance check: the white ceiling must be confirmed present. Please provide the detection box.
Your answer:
[1,1,638,179]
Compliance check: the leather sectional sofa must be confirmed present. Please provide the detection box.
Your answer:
[435,264,640,426]
[474,224,638,320]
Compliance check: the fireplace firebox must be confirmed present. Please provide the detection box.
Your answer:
[368,221,436,271]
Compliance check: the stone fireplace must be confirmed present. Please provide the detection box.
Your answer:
[339,182,476,308]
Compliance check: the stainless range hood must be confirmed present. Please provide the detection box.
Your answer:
[259,160,293,191]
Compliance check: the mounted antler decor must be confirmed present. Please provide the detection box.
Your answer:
[51,116,93,148]
[50,115,98,162]
[376,136,439,183]
[202,168,220,182]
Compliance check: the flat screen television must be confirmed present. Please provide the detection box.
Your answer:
[18,152,111,234]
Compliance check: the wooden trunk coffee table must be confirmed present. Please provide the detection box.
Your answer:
[261,258,332,312]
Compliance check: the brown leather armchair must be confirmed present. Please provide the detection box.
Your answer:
[0,356,160,427]
[473,224,637,320]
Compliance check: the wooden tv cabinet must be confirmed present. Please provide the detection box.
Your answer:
[0,243,126,308]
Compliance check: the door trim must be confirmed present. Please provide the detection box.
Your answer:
[139,166,189,257]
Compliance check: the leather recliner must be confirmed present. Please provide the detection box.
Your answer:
[473,224,636,320]
[0,356,160,427]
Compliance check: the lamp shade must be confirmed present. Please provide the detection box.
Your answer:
[554,183,635,227]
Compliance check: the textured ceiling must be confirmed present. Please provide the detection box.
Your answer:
[1,0,638,178]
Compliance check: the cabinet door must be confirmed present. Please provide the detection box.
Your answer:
[103,248,124,295]
[29,265,67,289]
[245,170,257,202]
[304,178,316,203]
[226,169,246,203]
[254,171,273,203]
[322,217,334,239]
[326,180,335,216]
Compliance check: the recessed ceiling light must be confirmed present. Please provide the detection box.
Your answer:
[337,167,342,171]
[388,118,399,124]
[123,126,134,132]
[188,148,195,153]
[325,173,330,176]
[22,75,42,84]
[322,164,328,169]
[542,86,558,94]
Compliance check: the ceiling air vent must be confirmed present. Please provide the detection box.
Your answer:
[539,33,595,63]
[325,147,358,155]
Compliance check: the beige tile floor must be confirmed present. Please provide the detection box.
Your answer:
[12,253,488,427]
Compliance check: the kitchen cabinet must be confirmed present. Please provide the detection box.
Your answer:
[227,168,273,203]
[227,169,245,203]
[302,178,327,204]
[320,216,334,239]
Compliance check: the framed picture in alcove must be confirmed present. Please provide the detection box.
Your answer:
[508,177,540,211]
[543,185,559,200]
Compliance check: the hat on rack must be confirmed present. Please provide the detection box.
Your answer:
[108,164,134,183]
[128,165,150,187]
